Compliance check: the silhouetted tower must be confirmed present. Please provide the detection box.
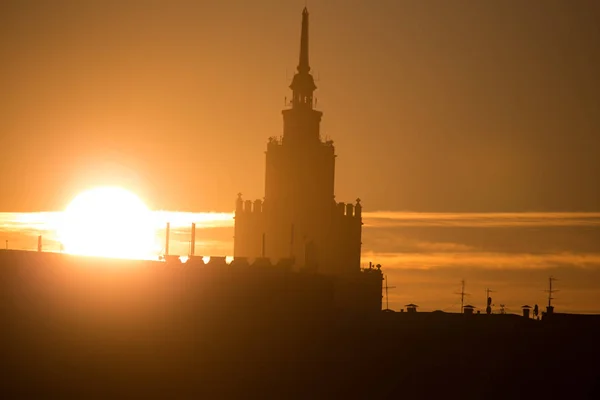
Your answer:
[234,7,362,275]
[545,276,558,314]
[270,6,328,204]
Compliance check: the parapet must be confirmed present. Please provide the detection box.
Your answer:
[207,256,228,266]
[253,199,263,213]
[267,136,282,146]
[229,257,250,267]
[187,255,207,265]
[235,194,265,215]
[163,255,182,264]
[346,203,354,217]
[276,257,295,269]
[160,255,298,270]
[253,257,273,268]
[267,136,283,151]
[334,199,362,220]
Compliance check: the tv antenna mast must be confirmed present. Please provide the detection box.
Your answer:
[545,276,558,308]
[455,280,469,313]
[383,275,396,310]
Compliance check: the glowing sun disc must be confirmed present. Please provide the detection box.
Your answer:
[58,187,156,259]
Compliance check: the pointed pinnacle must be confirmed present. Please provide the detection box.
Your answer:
[298,7,310,74]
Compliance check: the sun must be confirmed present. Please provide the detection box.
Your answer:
[58,187,157,259]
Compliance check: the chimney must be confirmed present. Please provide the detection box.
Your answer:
[165,222,170,256]
[37,235,42,252]
[190,222,196,256]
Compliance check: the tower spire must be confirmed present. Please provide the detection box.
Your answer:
[289,7,317,109]
[298,7,310,74]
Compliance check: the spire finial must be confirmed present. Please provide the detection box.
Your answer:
[288,7,317,108]
[298,7,310,74]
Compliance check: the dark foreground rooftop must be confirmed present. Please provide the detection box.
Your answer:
[2,250,599,399]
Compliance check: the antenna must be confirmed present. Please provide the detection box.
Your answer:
[545,276,559,308]
[454,280,469,313]
[165,222,170,256]
[383,275,396,310]
[485,288,495,315]
[190,222,196,257]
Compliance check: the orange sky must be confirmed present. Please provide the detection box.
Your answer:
[1,0,599,213]
[2,210,600,313]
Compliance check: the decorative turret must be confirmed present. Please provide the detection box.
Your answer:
[355,198,362,219]
[236,193,243,213]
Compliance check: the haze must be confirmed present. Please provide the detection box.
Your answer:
[1,0,599,213]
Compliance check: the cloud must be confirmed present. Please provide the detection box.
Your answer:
[0,212,63,231]
[411,241,474,252]
[361,232,476,254]
[0,211,235,232]
[4,211,600,232]
[363,211,600,228]
[3,211,600,272]
[361,251,600,270]
[3,211,600,313]
[150,211,234,229]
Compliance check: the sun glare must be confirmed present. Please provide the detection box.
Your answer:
[58,187,157,259]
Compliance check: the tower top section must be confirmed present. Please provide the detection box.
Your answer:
[297,7,310,74]
[289,7,317,109]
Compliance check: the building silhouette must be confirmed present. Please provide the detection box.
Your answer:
[234,8,380,313]
[234,8,362,276]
